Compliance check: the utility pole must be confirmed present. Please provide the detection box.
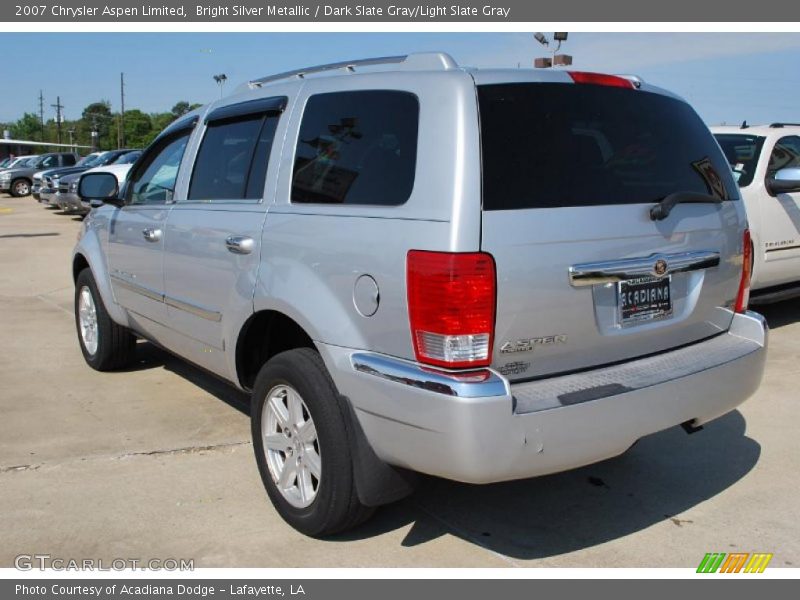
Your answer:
[119,72,126,148]
[51,96,64,145]
[38,90,45,142]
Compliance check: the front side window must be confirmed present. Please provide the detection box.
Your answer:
[128,131,191,205]
[768,136,800,176]
[188,112,279,202]
[291,90,419,206]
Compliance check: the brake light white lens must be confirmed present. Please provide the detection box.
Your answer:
[407,251,496,369]
[568,71,635,89]
[735,229,752,313]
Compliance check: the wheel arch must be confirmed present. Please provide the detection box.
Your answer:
[71,245,130,328]
[235,309,315,391]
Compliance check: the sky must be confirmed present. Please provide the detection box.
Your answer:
[2,32,800,126]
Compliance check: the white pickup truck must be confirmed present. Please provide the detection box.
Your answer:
[712,123,800,302]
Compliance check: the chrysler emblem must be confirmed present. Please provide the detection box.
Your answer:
[653,259,668,277]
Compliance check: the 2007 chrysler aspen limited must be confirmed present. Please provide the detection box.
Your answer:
[73,53,768,535]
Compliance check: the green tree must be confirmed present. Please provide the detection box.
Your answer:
[10,113,43,141]
[170,101,203,118]
[121,109,153,148]
[82,101,114,148]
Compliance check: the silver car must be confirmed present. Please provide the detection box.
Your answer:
[73,53,768,536]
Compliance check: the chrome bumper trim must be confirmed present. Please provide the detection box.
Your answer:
[351,352,509,398]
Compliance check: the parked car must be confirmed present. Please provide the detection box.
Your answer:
[62,156,141,214]
[0,155,39,173]
[0,152,79,197]
[712,123,800,302]
[34,152,103,201]
[74,53,767,536]
[43,149,138,208]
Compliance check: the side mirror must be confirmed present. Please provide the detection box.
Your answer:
[767,167,800,195]
[79,172,123,208]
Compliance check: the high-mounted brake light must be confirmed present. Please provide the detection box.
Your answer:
[407,251,496,369]
[568,71,635,89]
[735,229,752,313]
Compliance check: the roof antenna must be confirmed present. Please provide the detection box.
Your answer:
[741,120,749,129]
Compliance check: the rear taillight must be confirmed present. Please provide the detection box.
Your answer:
[567,71,635,89]
[735,229,752,313]
[407,251,496,369]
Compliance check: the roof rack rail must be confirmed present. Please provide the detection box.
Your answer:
[769,122,800,128]
[244,52,458,89]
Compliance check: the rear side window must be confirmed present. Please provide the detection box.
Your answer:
[189,113,279,201]
[714,134,765,187]
[291,90,419,206]
[63,154,76,166]
[478,83,737,210]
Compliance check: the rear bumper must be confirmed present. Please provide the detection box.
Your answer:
[318,311,767,484]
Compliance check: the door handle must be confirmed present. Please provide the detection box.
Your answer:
[142,228,162,243]
[225,235,255,255]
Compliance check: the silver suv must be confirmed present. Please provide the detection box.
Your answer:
[74,53,768,536]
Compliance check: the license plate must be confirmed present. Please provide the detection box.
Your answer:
[618,276,672,325]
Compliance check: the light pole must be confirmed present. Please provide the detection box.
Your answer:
[213,73,228,99]
[533,32,572,68]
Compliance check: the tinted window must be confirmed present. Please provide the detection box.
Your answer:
[188,113,278,201]
[479,83,737,210]
[768,136,800,176]
[62,154,76,166]
[128,132,190,205]
[114,151,142,165]
[291,90,418,205]
[714,133,765,187]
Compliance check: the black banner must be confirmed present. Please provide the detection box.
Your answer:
[3,0,800,22]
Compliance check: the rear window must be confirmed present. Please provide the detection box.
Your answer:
[713,133,765,187]
[291,90,419,206]
[478,83,737,210]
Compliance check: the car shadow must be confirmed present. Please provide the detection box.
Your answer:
[334,410,759,559]
[122,341,250,415]
[756,300,800,329]
[121,342,759,558]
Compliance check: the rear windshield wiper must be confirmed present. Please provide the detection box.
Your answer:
[649,191,723,221]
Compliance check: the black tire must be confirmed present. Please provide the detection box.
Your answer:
[74,268,136,371]
[251,348,374,536]
[10,178,31,197]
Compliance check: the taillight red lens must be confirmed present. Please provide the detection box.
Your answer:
[407,251,496,369]
[568,71,635,89]
[735,229,752,313]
